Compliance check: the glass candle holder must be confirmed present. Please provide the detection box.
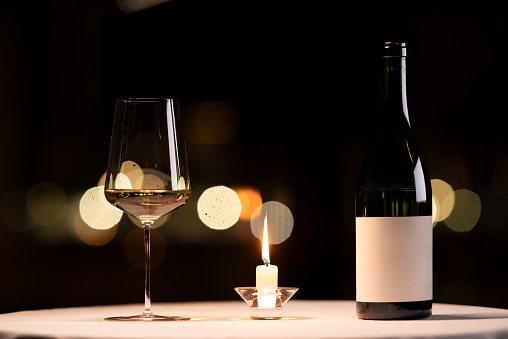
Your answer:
[234,287,298,320]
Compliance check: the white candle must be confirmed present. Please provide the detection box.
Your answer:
[256,215,278,308]
[256,264,278,290]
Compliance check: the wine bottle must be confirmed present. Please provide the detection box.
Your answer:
[355,42,432,320]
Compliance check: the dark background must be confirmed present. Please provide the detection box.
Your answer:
[1,0,508,314]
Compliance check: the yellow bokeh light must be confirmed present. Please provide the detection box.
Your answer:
[123,228,167,269]
[431,179,455,222]
[178,177,187,190]
[114,160,144,189]
[432,196,439,226]
[74,213,118,246]
[26,182,67,226]
[251,201,294,244]
[79,186,123,230]
[104,162,172,190]
[114,173,133,189]
[444,189,481,232]
[197,186,242,230]
[233,186,263,222]
[142,173,166,189]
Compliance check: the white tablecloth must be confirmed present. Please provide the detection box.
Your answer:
[1,300,508,339]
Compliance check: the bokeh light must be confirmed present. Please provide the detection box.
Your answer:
[141,173,166,189]
[431,179,455,223]
[26,182,67,226]
[432,197,439,226]
[187,101,240,144]
[197,185,242,230]
[117,160,144,189]
[443,189,481,232]
[101,165,176,191]
[251,201,294,244]
[233,186,263,222]
[493,158,508,199]
[79,186,123,230]
[123,228,167,269]
[74,213,118,246]
[114,173,133,189]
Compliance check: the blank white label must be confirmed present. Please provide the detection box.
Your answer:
[356,216,432,302]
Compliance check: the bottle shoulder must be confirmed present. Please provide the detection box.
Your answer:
[357,130,430,191]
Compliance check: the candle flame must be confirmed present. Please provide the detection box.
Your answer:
[262,214,270,265]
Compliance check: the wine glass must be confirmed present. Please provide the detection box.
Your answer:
[104,98,190,321]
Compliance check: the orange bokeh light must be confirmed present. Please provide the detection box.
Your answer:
[233,186,262,222]
[74,213,118,246]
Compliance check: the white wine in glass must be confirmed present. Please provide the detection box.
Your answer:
[104,98,190,321]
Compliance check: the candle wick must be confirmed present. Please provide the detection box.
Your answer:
[262,257,269,266]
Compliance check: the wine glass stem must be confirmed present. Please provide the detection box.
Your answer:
[143,224,153,317]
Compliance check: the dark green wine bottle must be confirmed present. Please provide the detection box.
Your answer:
[355,42,432,320]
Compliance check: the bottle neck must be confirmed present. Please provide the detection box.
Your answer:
[378,42,410,126]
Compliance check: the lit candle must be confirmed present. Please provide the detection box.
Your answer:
[256,215,278,308]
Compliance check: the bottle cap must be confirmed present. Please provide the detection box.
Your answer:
[382,41,406,57]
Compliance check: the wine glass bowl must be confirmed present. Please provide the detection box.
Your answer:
[104,98,190,321]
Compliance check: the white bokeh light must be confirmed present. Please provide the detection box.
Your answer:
[197,186,242,230]
[250,201,294,244]
[79,186,123,230]
[431,179,455,222]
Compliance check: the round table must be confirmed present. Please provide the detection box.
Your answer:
[1,300,507,339]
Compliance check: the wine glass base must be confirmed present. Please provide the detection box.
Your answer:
[105,314,190,321]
